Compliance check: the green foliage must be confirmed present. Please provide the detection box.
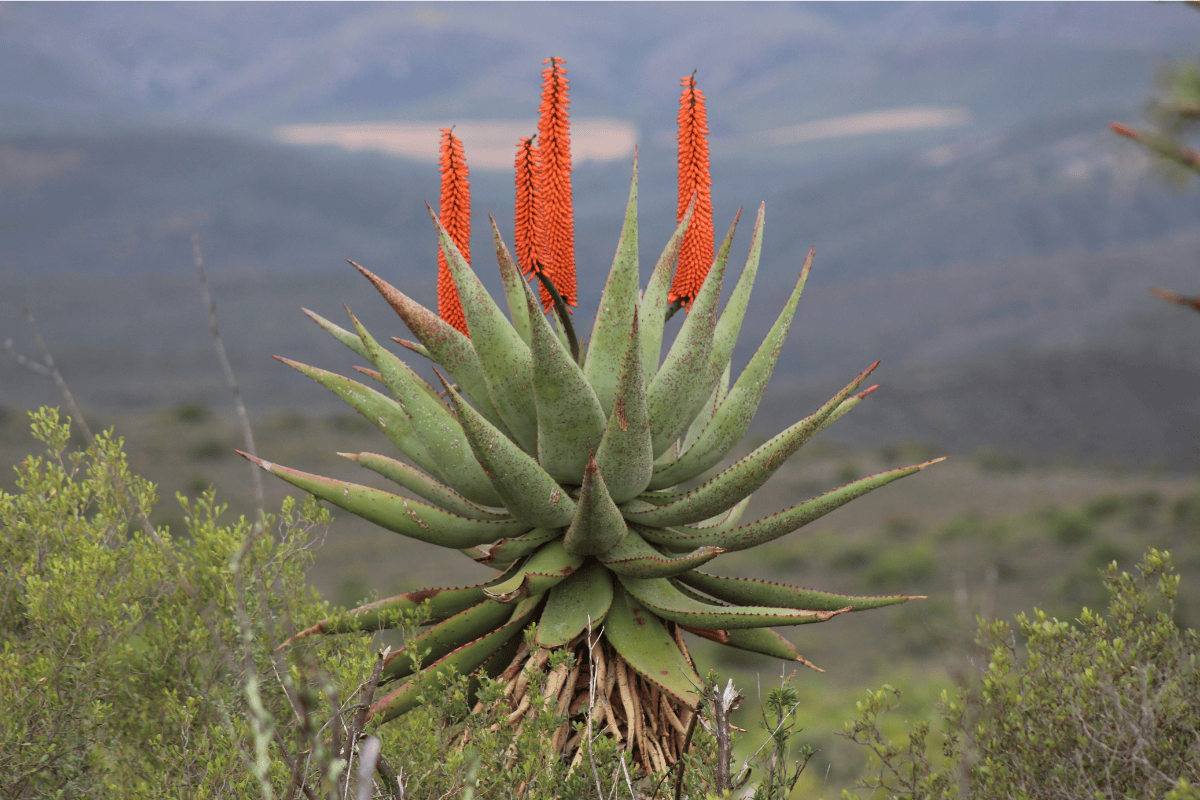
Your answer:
[841,548,1200,799]
[1046,507,1094,546]
[0,408,350,798]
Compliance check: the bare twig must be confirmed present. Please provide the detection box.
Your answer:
[193,232,265,527]
[16,302,94,444]
[355,736,382,800]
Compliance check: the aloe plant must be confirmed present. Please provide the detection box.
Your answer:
[245,58,942,774]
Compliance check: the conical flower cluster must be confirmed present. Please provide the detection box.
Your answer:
[249,61,940,774]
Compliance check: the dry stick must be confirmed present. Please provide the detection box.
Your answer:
[342,652,389,797]
[273,728,323,800]
[17,302,95,443]
[192,233,324,796]
[614,657,638,753]
[585,628,605,796]
[193,232,265,528]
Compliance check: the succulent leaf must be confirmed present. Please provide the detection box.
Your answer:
[239,452,528,547]
[583,155,640,416]
[599,525,724,578]
[648,248,813,489]
[348,260,509,432]
[430,204,539,452]
[677,204,759,429]
[273,356,439,477]
[676,570,923,612]
[301,307,370,360]
[370,596,539,724]
[526,287,607,481]
[721,628,820,669]
[639,195,696,386]
[594,308,654,502]
[284,584,488,644]
[623,361,878,527]
[381,599,514,683]
[645,218,727,457]
[490,216,533,347]
[482,540,584,602]
[605,589,700,708]
[562,455,628,556]
[352,314,505,507]
[617,574,850,630]
[535,563,614,648]
[643,459,945,552]
[344,451,507,520]
[438,372,578,529]
[476,527,561,567]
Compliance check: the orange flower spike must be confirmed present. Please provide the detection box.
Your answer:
[513,135,542,281]
[536,56,577,311]
[671,71,715,309]
[437,127,471,335]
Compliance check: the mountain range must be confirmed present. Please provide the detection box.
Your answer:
[3,2,1200,471]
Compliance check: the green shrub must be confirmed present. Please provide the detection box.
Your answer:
[0,408,356,798]
[1047,507,1094,546]
[866,546,937,591]
[171,401,211,424]
[841,548,1200,799]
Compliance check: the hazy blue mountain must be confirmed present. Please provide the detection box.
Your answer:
[4,2,1200,471]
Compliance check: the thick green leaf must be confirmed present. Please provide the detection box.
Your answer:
[476,527,561,567]
[622,361,878,527]
[431,205,538,452]
[600,525,724,578]
[302,307,370,360]
[617,574,848,630]
[641,459,945,552]
[352,315,504,506]
[676,205,759,431]
[274,356,439,479]
[594,308,654,503]
[348,260,508,433]
[240,452,528,547]
[369,597,539,723]
[720,628,814,666]
[645,225,726,457]
[639,196,695,387]
[483,540,584,603]
[285,584,487,643]
[490,217,531,346]
[381,599,514,682]
[438,373,577,529]
[344,452,507,520]
[682,361,729,454]
[677,571,922,611]
[605,588,700,708]
[526,288,607,482]
[535,563,614,648]
[583,155,640,417]
[648,250,814,489]
[563,455,628,556]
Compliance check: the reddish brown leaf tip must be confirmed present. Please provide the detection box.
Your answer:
[1110,122,1138,139]
[916,456,949,470]
[855,385,880,400]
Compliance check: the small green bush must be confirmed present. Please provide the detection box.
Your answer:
[842,548,1200,800]
[0,408,349,797]
[1047,507,1094,546]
